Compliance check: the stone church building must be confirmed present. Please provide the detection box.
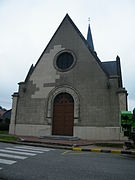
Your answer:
[9,14,127,140]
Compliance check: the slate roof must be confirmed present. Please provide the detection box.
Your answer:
[102,61,118,76]
[87,24,94,51]
[102,56,123,87]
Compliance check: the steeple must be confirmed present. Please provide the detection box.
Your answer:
[87,21,94,51]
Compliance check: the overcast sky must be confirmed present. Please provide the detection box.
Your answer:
[0,0,135,111]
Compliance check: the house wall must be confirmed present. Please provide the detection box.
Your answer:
[13,124,120,140]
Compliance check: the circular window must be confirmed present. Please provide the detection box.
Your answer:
[55,51,75,71]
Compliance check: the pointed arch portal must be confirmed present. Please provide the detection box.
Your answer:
[46,86,80,136]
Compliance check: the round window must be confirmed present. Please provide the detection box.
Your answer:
[56,52,74,71]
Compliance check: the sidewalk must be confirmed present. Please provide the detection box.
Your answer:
[19,136,95,147]
[17,136,135,155]
[1,135,135,155]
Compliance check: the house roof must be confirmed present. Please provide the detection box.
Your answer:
[101,56,123,87]
[102,61,117,76]
[1,109,12,120]
[0,108,7,117]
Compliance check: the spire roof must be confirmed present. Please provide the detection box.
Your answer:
[87,23,94,51]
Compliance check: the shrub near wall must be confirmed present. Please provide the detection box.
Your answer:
[0,118,10,131]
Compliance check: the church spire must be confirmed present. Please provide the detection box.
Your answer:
[87,19,94,51]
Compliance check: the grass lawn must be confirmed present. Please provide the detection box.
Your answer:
[0,130,18,141]
[0,135,18,141]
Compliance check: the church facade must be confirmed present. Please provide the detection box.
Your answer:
[9,14,127,140]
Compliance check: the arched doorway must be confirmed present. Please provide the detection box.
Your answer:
[52,93,74,136]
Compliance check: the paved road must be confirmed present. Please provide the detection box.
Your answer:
[0,142,135,180]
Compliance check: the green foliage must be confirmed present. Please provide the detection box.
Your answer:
[0,135,17,141]
[0,130,8,134]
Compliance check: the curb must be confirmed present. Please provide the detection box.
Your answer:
[72,147,135,155]
[0,140,72,150]
[0,140,135,155]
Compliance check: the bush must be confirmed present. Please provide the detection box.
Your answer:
[0,123,9,131]
[0,118,10,131]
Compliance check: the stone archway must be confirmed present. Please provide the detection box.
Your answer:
[46,86,80,125]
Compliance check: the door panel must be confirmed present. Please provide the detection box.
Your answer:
[52,93,74,136]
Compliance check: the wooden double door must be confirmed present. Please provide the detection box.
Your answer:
[52,93,74,136]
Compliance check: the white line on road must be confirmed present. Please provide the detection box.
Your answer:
[6,148,44,154]
[0,149,36,156]
[15,146,51,152]
[0,159,16,165]
[0,153,27,160]
[0,167,2,170]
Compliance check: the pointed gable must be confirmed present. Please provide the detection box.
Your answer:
[28,14,109,81]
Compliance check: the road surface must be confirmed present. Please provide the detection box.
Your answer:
[0,142,135,180]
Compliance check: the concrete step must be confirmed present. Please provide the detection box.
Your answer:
[40,135,80,141]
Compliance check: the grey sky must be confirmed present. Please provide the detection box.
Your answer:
[0,0,135,110]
